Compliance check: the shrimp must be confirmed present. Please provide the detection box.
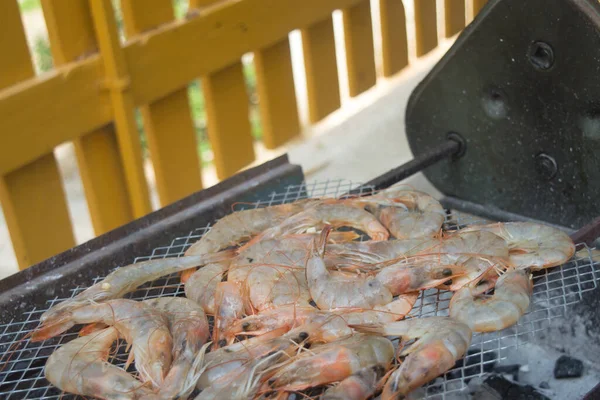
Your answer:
[353,316,472,399]
[306,226,393,310]
[321,364,387,400]
[325,238,440,266]
[40,250,233,325]
[230,236,318,312]
[198,326,312,390]
[32,299,172,388]
[461,222,575,270]
[184,199,320,256]
[243,202,389,250]
[213,282,245,347]
[332,293,419,325]
[45,327,158,400]
[449,268,532,332]
[267,334,394,391]
[195,350,289,400]
[375,263,467,295]
[143,297,210,399]
[224,306,353,343]
[350,188,445,239]
[184,262,229,314]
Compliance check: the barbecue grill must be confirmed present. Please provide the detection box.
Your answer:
[2,0,600,398]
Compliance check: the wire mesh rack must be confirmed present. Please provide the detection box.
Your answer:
[0,179,598,400]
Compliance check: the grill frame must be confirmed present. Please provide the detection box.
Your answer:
[1,178,598,399]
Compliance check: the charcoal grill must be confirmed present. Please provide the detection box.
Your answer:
[3,0,600,398]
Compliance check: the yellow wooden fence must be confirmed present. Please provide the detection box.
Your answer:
[0,0,487,270]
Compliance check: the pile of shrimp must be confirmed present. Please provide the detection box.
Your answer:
[21,186,576,399]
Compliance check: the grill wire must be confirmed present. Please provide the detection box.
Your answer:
[0,179,598,400]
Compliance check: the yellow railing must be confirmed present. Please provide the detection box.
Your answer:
[0,0,487,269]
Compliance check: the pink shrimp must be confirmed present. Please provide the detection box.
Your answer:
[268,334,394,391]
[184,262,230,315]
[213,282,245,348]
[353,316,472,399]
[242,202,389,250]
[32,299,172,388]
[321,364,387,400]
[44,327,158,399]
[40,250,233,325]
[143,297,210,399]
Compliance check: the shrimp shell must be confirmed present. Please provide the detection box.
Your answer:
[45,327,158,400]
[40,251,233,325]
[353,316,471,399]
[184,262,229,314]
[306,227,393,310]
[461,222,575,270]
[143,297,210,399]
[449,268,533,332]
[33,299,172,388]
[268,334,394,391]
[351,188,445,239]
[321,364,387,400]
[184,199,320,256]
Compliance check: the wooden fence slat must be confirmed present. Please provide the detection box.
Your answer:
[254,38,300,149]
[379,0,409,77]
[89,0,152,218]
[0,0,370,176]
[202,62,255,180]
[472,0,488,16]
[413,0,438,57]
[445,0,466,37]
[342,0,377,97]
[0,0,74,268]
[301,17,341,123]
[121,0,202,205]
[42,0,134,235]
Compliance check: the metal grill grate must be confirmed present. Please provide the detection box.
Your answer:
[0,179,598,400]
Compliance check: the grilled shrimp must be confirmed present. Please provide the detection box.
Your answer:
[198,326,312,390]
[321,364,387,400]
[461,222,575,270]
[184,199,320,256]
[184,262,229,314]
[213,282,245,347]
[244,202,389,249]
[268,334,394,391]
[32,299,172,388]
[224,305,353,343]
[229,234,353,312]
[376,263,466,295]
[449,268,532,332]
[45,327,158,400]
[40,251,233,325]
[307,227,393,310]
[351,188,445,239]
[194,350,288,400]
[353,316,472,399]
[332,293,419,325]
[325,238,440,266]
[143,297,210,399]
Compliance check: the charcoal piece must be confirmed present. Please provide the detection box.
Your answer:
[554,355,584,379]
[494,364,521,381]
[483,375,550,400]
[539,381,550,389]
